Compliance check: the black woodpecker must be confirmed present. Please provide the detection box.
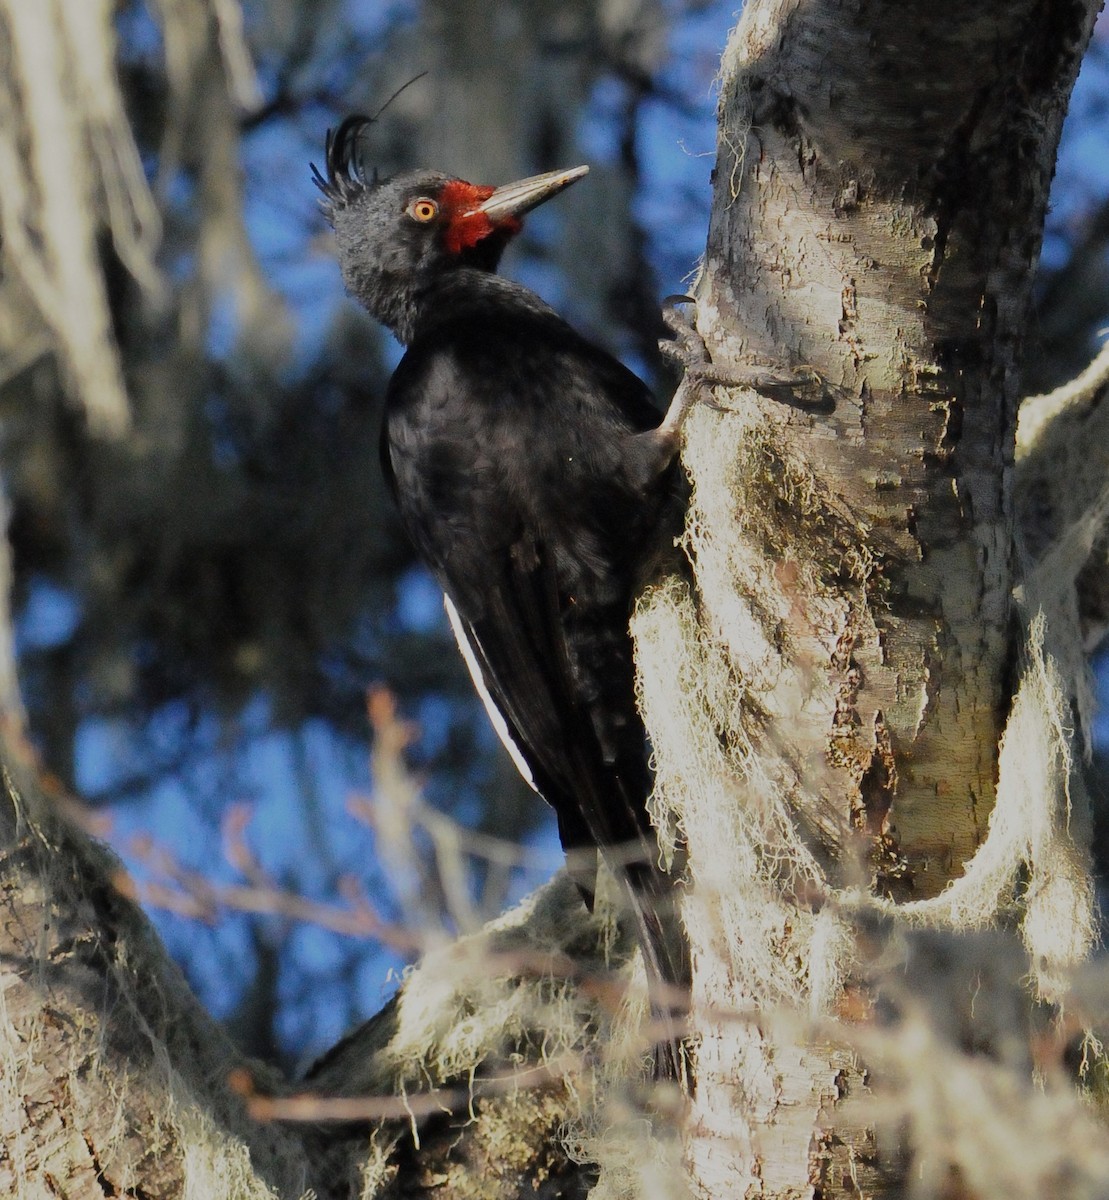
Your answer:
[314,118,692,1080]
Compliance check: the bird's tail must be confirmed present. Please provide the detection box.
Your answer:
[622,858,693,1090]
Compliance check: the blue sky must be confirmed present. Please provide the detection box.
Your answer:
[18,0,1109,1068]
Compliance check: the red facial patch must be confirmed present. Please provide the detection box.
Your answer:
[439,180,522,255]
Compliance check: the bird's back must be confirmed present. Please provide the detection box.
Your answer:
[381,276,679,863]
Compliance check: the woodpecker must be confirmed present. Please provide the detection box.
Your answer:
[315,118,692,1080]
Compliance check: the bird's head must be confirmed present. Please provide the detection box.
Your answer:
[313,116,588,342]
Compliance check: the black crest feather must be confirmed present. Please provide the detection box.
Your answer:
[311,73,428,216]
[311,115,375,208]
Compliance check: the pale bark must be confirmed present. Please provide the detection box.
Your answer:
[0,757,604,1197]
[646,1,1104,1195]
[0,757,307,1199]
[697,0,1096,898]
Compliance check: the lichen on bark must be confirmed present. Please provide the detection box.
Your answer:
[626,0,1105,1194]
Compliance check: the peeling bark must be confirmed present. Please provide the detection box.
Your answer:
[697,0,1095,898]
[0,744,317,1199]
[665,1,1101,1195]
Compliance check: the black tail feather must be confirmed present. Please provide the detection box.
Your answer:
[621,861,693,1091]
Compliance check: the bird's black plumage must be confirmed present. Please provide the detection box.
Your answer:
[316,123,690,1078]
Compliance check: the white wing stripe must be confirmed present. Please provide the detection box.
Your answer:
[443,593,538,792]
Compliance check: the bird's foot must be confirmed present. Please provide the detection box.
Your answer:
[658,294,711,375]
[655,296,710,447]
[715,361,844,412]
[658,294,846,426]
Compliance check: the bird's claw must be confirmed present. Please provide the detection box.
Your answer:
[652,296,845,471]
[709,362,843,413]
[658,295,709,372]
[654,297,710,447]
[660,295,843,415]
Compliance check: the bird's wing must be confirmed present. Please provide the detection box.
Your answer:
[439,533,690,1056]
[443,591,539,795]
[382,322,690,1073]
[381,316,664,862]
[439,529,646,862]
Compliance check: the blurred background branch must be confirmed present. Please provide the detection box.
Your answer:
[0,0,729,1071]
[0,0,1107,1118]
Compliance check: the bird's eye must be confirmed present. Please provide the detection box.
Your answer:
[407,198,439,223]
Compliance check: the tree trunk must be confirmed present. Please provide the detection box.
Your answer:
[630,1,1103,1194]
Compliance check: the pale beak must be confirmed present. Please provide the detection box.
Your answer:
[477,165,589,223]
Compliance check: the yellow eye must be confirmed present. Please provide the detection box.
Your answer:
[407,198,439,223]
